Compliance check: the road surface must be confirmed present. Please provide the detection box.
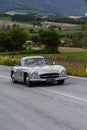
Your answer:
[0,65,87,130]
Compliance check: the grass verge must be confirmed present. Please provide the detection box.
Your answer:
[0,50,87,77]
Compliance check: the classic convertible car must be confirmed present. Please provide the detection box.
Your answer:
[11,56,68,86]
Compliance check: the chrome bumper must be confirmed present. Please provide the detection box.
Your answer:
[29,76,68,82]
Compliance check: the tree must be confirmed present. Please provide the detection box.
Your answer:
[9,27,28,51]
[32,35,38,43]
[0,32,13,51]
[29,28,34,33]
[0,27,28,51]
[39,30,60,53]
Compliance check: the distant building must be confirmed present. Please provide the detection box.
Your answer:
[5,10,26,15]
[26,40,35,45]
[69,16,82,19]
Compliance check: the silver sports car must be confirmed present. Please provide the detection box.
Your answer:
[11,56,68,86]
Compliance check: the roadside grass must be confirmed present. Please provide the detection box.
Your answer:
[45,55,87,77]
[0,48,87,77]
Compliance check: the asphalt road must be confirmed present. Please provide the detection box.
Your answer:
[0,65,87,130]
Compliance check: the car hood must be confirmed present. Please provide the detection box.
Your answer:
[25,65,65,74]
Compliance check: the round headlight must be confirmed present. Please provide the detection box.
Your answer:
[59,70,66,77]
[32,71,39,78]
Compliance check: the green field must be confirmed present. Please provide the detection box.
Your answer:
[57,52,87,60]
[0,17,11,21]
[0,51,87,60]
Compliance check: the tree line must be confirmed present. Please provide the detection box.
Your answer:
[0,13,86,25]
[11,14,86,25]
[0,26,87,53]
[0,27,60,53]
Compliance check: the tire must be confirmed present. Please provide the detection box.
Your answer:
[11,73,17,83]
[25,75,32,87]
[57,80,64,85]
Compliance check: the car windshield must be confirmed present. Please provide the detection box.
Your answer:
[24,58,48,66]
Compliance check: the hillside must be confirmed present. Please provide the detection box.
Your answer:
[0,0,87,15]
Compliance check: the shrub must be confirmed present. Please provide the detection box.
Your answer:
[0,56,19,66]
[46,56,87,77]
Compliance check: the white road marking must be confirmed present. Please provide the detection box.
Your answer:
[40,88,87,103]
[69,75,87,80]
[0,74,87,103]
[0,75,11,80]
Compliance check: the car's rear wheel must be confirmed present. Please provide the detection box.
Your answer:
[57,80,64,85]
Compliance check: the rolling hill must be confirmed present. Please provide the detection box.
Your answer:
[0,0,87,15]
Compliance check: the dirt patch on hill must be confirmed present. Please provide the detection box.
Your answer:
[0,20,33,28]
[59,47,87,52]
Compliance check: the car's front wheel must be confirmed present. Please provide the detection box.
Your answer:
[11,73,17,83]
[57,80,64,85]
[25,75,32,87]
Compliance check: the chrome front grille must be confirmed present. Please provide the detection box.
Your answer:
[40,73,59,79]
